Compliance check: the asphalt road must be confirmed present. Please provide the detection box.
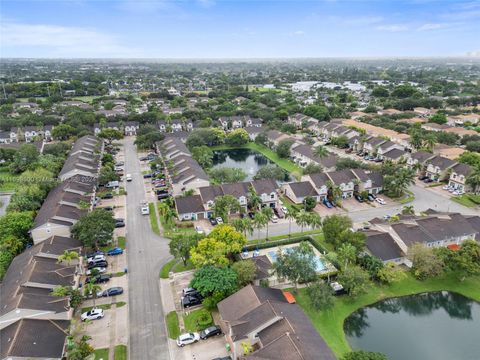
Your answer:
[124,138,170,360]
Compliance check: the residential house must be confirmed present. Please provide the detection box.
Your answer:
[407,151,436,172]
[0,131,11,144]
[448,163,472,192]
[245,126,263,140]
[362,136,387,156]
[251,179,279,208]
[245,117,263,127]
[376,140,404,159]
[290,144,337,171]
[175,195,206,221]
[382,148,408,162]
[425,155,457,181]
[265,130,294,149]
[413,107,433,117]
[364,231,407,265]
[282,181,320,204]
[433,144,465,160]
[217,285,335,360]
[288,113,318,128]
[444,127,478,138]
[23,126,42,143]
[44,125,54,141]
[124,121,139,135]
[10,127,19,142]
[421,123,450,132]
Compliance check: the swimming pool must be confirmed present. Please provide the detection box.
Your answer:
[267,246,327,272]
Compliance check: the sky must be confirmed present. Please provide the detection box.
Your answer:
[0,0,479,58]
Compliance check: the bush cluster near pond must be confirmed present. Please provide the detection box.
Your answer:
[295,272,480,357]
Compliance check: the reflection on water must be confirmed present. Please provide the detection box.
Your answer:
[344,292,480,360]
[212,149,276,181]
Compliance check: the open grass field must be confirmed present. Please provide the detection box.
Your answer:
[295,273,480,358]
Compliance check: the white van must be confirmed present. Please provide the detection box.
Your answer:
[106,181,119,189]
[126,174,132,182]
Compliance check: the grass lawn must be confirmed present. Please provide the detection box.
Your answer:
[149,203,160,235]
[117,236,126,249]
[94,348,109,360]
[0,167,19,192]
[183,308,214,332]
[210,142,302,176]
[71,95,101,104]
[160,258,176,279]
[166,311,180,339]
[114,345,127,360]
[451,194,480,208]
[81,303,112,313]
[397,190,415,204]
[160,212,197,239]
[173,260,195,273]
[295,273,480,358]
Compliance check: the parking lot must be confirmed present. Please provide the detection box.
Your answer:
[79,141,129,353]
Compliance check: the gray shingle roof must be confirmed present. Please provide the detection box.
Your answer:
[365,231,404,261]
[175,195,205,214]
[288,181,319,198]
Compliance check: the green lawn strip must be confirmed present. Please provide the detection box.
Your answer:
[0,168,19,191]
[160,213,196,238]
[183,308,214,332]
[149,203,160,235]
[81,303,112,313]
[451,195,478,208]
[114,345,127,360]
[295,273,480,358]
[116,301,127,308]
[397,190,415,204]
[117,236,126,249]
[160,258,177,278]
[111,271,126,277]
[173,260,195,273]
[166,311,181,339]
[94,348,109,360]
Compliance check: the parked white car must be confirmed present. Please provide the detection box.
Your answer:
[442,185,450,190]
[281,206,288,214]
[216,217,223,224]
[126,174,132,182]
[140,201,149,215]
[87,254,106,263]
[86,267,107,276]
[271,215,279,223]
[376,198,386,205]
[176,332,200,347]
[195,226,204,234]
[81,308,104,321]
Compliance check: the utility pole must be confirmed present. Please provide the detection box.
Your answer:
[2,83,6,100]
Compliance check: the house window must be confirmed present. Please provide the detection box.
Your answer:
[270,193,275,199]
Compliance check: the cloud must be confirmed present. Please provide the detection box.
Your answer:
[0,20,141,57]
[343,16,384,25]
[376,24,409,32]
[466,50,480,57]
[292,30,305,36]
[417,23,449,31]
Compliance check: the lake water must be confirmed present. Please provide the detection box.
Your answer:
[212,148,275,181]
[344,292,480,360]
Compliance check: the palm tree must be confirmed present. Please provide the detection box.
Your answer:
[285,207,298,238]
[247,186,261,211]
[423,133,436,152]
[402,205,415,215]
[295,209,311,233]
[308,212,322,231]
[57,250,79,265]
[158,202,175,224]
[84,282,102,307]
[337,243,357,270]
[314,145,329,159]
[466,167,480,194]
[253,212,268,240]
[242,217,254,239]
[261,207,274,240]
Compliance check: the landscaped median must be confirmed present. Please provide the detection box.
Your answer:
[166,311,180,339]
[295,273,480,358]
[149,202,160,235]
[451,193,480,208]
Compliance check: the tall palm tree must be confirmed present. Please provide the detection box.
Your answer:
[261,207,274,240]
[242,217,255,239]
[285,208,298,238]
[253,212,268,240]
[466,167,480,194]
[423,133,436,152]
[308,212,322,231]
[402,205,415,215]
[231,218,245,234]
[314,145,329,159]
[84,282,102,307]
[295,209,311,233]
[247,186,261,211]
[337,243,357,270]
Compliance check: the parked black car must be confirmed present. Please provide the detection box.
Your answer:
[248,212,255,219]
[86,250,105,258]
[354,195,364,203]
[423,178,434,183]
[86,274,111,284]
[87,260,108,269]
[181,295,202,308]
[418,175,428,181]
[200,325,222,339]
[99,287,124,297]
[143,173,153,178]
[367,193,376,201]
[101,193,113,199]
[209,217,217,226]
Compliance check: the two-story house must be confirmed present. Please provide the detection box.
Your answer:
[425,155,457,181]
[448,163,472,192]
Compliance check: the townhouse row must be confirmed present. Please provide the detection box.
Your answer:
[0,125,54,143]
[0,135,102,360]
[363,210,480,266]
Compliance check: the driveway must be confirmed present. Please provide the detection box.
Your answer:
[124,138,172,360]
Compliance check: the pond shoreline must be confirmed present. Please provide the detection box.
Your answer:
[295,273,480,358]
